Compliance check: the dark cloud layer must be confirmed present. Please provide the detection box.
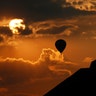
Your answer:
[0,26,32,37]
[0,0,95,21]
[0,0,63,20]
[0,36,4,42]
[20,27,33,35]
[36,25,70,34]
[0,26,13,36]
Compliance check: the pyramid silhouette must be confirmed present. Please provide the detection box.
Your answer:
[44,60,96,96]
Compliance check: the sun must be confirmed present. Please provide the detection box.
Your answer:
[9,19,26,34]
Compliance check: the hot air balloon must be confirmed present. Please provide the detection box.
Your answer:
[55,39,66,53]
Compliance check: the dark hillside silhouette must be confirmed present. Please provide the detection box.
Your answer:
[44,60,96,96]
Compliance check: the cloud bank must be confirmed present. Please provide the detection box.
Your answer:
[0,48,78,95]
[0,0,95,21]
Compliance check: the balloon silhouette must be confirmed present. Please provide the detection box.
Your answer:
[55,39,66,53]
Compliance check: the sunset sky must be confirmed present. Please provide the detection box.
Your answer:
[0,0,96,96]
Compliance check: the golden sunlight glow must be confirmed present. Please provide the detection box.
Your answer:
[9,19,26,34]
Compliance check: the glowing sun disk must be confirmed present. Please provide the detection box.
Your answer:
[9,19,26,34]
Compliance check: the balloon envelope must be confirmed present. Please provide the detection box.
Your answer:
[55,39,66,53]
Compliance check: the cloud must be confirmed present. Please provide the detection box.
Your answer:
[0,88,8,93]
[63,30,72,36]
[0,25,33,43]
[74,15,96,39]
[0,26,13,36]
[0,0,63,20]
[0,35,4,43]
[91,36,96,40]
[0,48,79,95]
[83,57,93,63]
[0,58,35,86]
[0,1,95,42]
[1,14,95,42]
[29,20,78,37]
[66,0,96,11]
[0,0,95,22]
[20,27,33,35]
[36,26,70,35]
[0,48,78,86]
[38,48,64,62]
[0,34,12,45]
[0,88,8,96]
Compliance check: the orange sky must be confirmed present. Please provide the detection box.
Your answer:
[0,15,96,96]
[0,1,96,95]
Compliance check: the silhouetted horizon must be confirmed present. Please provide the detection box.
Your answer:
[44,60,96,95]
